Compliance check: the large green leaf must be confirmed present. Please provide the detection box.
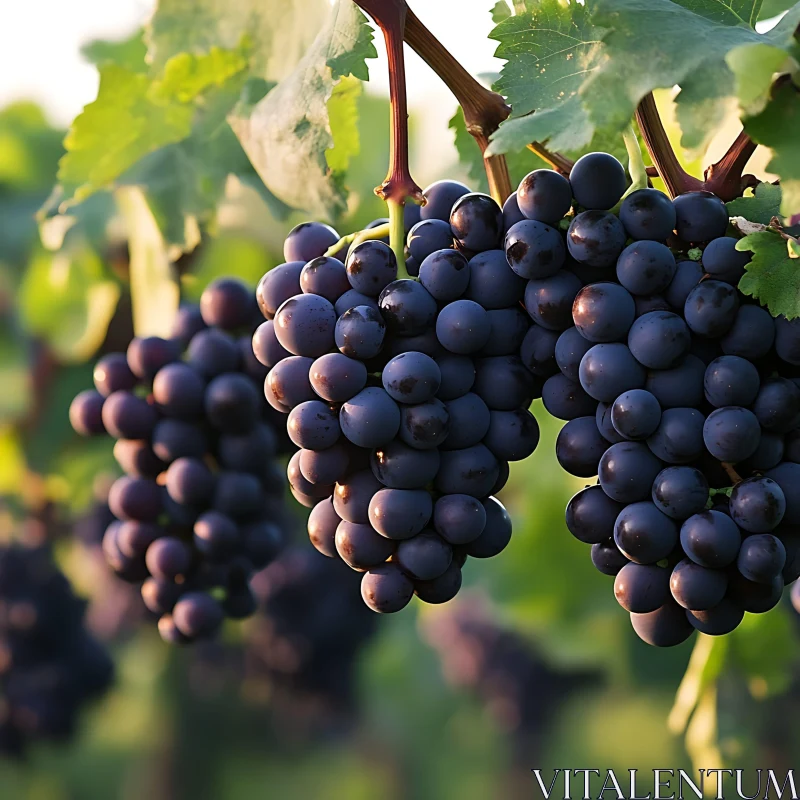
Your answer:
[81,29,149,73]
[726,181,782,224]
[147,0,329,81]
[486,0,604,156]
[229,0,376,220]
[736,227,800,318]
[744,81,800,219]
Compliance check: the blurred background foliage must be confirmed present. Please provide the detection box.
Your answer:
[0,4,798,799]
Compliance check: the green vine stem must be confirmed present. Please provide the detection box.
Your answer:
[386,199,406,272]
[323,222,391,259]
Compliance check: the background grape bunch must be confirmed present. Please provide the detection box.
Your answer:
[0,543,113,756]
[69,279,291,643]
[255,185,542,613]
[495,152,800,647]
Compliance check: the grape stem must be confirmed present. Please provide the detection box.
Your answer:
[386,199,406,273]
[720,463,743,485]
[323,222,391,258]
[634,93,757,201]
[354,0,423,209]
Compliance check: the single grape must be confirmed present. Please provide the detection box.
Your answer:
[596,402,626,444]
[555,416,609,477]
[752,377,800,433]
[519,323,560,378]
[265,355,315,411]
[645,354,706,409]
[450,192,503,252]
[299,256,350,303]
[566,485,625,544]
[664,259,703,311]
[204,373,260,433]
[333,470,383,523]
[572,282,636,343]
[481,308,530,356]
[502,193,526,231]
[614,502,679,564]
[730,476,786,533]
[113,439,166,478]
[619,188,676,241]
[737,534,786,583]
[598,441,663,503]
[116,520,161,559]
[616,241,677,296]
[340,387,401,449]
[345,240,397,296]
[517,169,573,224]
[435,445,500,498]
[579,343,646,402]
[775,316,800,365]
[591,538,630,575]
[436,355,476,400]
[504,219,566,279]
[212,472,263,520]
[702,406,761,463]
[309,352,367,403]
[257,262,304,319]
[464,250,526,309]
[630,600,695,647]
[701,236,750,284]
[610,389,661,440]
[484,409,540,462]
[200,277,255,330]
[307,498,340,558]
[684,280,739,338]
[334,289,380,317]
[172,593,225,640]
[703,356,760,408]
[361,564,414,613]
[614,563,670,613]
[335,520,395,570]
[414,562,463,604]
[371,440,441,489]
[193,511,239,561]
[152,419,208,462]
[647,407,706,464]
[464,496,512,558]
[187,329,241,377]
[379,280,438,337]
[396,531,452,581]
[127,336,180,380]
[652,466,709,520]
[765,462,800,525]
[473,355,536,410]
[382,352,441,404]
[569,152,627,210]
[680,510,741,568]
[299,442,350,485]
[287,400,340,451]
[101,391,157,440]
[442,393,491,449]
[669,559,727,610]
[273,293,337,358]
[720,305,775,359]
[434,494,487,545]
[555,327,594,381]
[368,488,433,540]
[283,221,340,262]
[152,362,206,418]
[165,458,215,508]
[627,311,690,369]
[171,303,208,345]
[420,180,471,221]
[407,219,454,262]
[728,572,784,613]
[334,305,386,360]
[524,270,583,331]
[541,373,600,420]
[146,537,192,581]
[418,249,470,302]
[436,300,491,354]
[686,599,744,636]
[567,211,627,268]
[93,353,137,397]
[70,390,106,436]
[737,432,784,474]
[399,398,450,450]
[673,191,728,243]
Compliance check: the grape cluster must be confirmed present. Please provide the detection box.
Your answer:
[69,279,290,643]
[420,596,595,742]
[499,152,800,646]
[0,543,113,755]
[245,547,378,713]
[256,184,542,613]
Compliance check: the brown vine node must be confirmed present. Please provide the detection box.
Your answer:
[703,129,757,201]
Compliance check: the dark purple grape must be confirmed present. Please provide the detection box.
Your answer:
[399,398,450,451]
[368,488,432,540]
[504,219,566,279]
[252,320,290,372]
[647,407,705,464]
[435,445,499,498]
[591,538,630,575]
[579,343,646,402]
[684,280,739,338]
[361,563,414,613]
[171,303,207,345]
[434,494,487,545]
[611,389,661,440]
[555,416,608,477]
[265,355,315,412]
[728,572,784,613]
[567,211,626,268]
[520,325,559,377]
[382,352,441,404]
[730,476,786,533]
[113,439,166,478]
[172,592,224,640]
[286,400,340,450]
[572,282,636,343]
[299,443,350,485]
[517,169,573,223]
[435,354,475,400]
[273,293,336,358]
[752,377,800,433]
[436,300,491,354]
[616,241,677,296]
[481,307,531,357]
[371,440,440,489]
[702,236,750,284]
[765,462,800,525]
[599,441,663,503]
[627,311,690,369]
[379,280,438,337]
[464,497,512,558]
[307,498,340,558]
[93,353,136,397]
[669,559,727,610]
[101,391,157,439]
[524,270,583,331]
[442,393,490,449]
[335,521,395,570]
[614,563,670,613]
[630,600,694,647]
[737,534,786,583]
[664,259,703,310]
[484,408,540,462]
[645,354,705,409]
[309,352,367,403]
[673,191,728,243]
[502,193,525,230]
[720,305,775,359]
[413,562,463,604]
[340,387,400,449]
[473,356,536,410]
[651,466,709,520]
[465,250,526,308]
[127,336,180,380]
[703,356,760,408]
[686,599,744,635]
[542,373,598,420]
[146,537,192,581]
[397,531,452,580]
[300,257,350,303]
[70,390,106,436]
[555,327,593,381]
[116,521,161,558]
[407,219,454,263]
[702,406,761,463]
[345,240,398,296]
[680,510,741,568]
[614,502,678,564]
[187,329,240,377]
[109,476,162,522]
[775,316,800,365]
[619,188,676,240]
[450,193,503,252]
[257,262,304,320]
[152,362,206,418]
[333,470,383,523]
[165,458,215,507]
[566,485,625,544]
[284,221,340,262]
[334,305,386,360]
[569,152,627,210]
[200,277,255,330]
[212,472,263,521]
[193,511,239,561]
[205,373,260,433]
[420,180,471,221]
[418,249,470,302]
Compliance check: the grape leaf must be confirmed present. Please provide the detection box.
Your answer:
[228,0,376,220]
[147,0,329,81]
[81,29,148,72]
[726,41,795,116]
[743,81,800,219]
[726,182,782,224]
[491,1,513,23]
[736,228,800,318]
[671,0,762,26]
[486,0,604,156]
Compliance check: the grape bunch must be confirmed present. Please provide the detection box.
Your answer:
[245,547,378,714]
[0,543,113,756]
[69,279,290,643]
[255,183,542,613]
[500,152,800,646]
[420,596,595,744]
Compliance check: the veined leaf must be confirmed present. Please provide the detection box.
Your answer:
[229,0,376,220]
[737,227,800,318]
[726,182,782,224]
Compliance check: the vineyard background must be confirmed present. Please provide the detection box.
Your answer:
[0,0,798,798]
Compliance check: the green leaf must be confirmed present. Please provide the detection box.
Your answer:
[726,41,796,116]
[671,0,762,26]
[116,186,180,338]
[147,0,330,81]
[736,228,800,318]
[487,1,603,155]
[0,102,64,191]
[229,0,376,219]
[491,1,513,23]
[18,244,120,362]
[744,81,800,219]
[0,322,32,425]
[726,181,782,224]
[81,29,148,72]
